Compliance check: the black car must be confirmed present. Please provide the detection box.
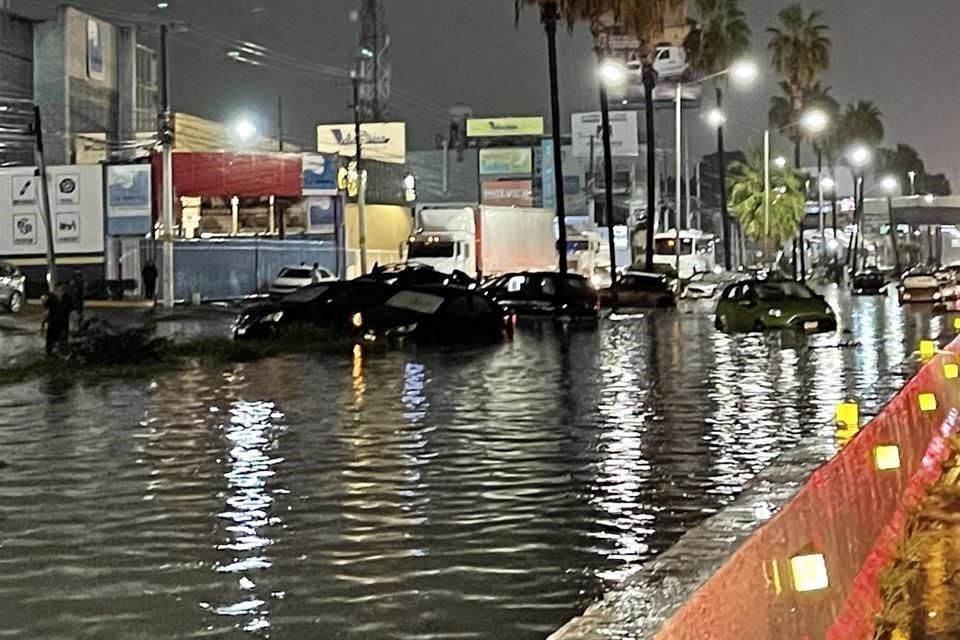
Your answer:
[357,285,510,344]
[234,280,394,339]
[599,272,676,309]
[483,272,599,321]
[359,263,474,288]
[852,269,886,295]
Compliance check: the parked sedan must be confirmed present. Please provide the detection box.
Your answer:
[268,265,336,298]
[599,272,676,309]
[851,269,887,295]
[234,280,394,339]
[360,263,475,288]
[898,271,942,305]
[357,286,510,344]
[715,280,837,333]
[484,272,599,322]
[0,262,25,313]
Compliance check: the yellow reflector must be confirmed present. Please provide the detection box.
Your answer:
[954,317,960,331]
[874,445,902,471]
[836,426,859,449]
[919,393,938,412]
[946,363,960,380]
[790,553,829,592]
[920,340,937,359]
[836,402,859,429]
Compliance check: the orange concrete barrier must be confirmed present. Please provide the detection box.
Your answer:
[651,338,960,640]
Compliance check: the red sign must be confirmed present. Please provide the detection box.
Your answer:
[481,180,533,207]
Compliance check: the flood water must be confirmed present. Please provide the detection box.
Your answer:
[0,287,947,639]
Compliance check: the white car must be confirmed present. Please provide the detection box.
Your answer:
[682,272,724,300]
[653,45,688,79]
[268,265,336,298]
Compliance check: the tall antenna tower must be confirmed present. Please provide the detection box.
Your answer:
[357,0,390,121]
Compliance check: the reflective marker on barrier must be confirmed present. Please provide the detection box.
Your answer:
[920,340,937,360]
[946,363,960,380]
[790,553,829,592]
[874,445,902,471]
[836,402,860,429]
[919,393,939,412]
[955,317,960,332]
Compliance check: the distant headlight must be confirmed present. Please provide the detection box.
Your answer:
[768,308,783,318]
[903,293,912,300]
[263,311,284,323]
[591,274,603,286]
[352,312,364,328]
[934,292,942,300]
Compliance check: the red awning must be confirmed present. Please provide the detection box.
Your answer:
[151,151,304,200]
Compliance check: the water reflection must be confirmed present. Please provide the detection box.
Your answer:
[0,294,945,640]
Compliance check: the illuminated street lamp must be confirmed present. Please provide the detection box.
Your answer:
[845,144,873,272]
[232,118,258,145]
[705,108,726,128]
[598,59,628,86]
[773,156,787,169]
[821,176,836,191]
[597,57,630,283]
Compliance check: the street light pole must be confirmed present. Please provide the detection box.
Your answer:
[159,23,175,309]
[675,82,683,230]
[763,128,771,261]
[352,70,368,275]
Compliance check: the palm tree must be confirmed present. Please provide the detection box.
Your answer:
[684,0,750,271]
[516,0,682,273]
[767,5,831,168]
[729,151,806,258]
[836,100,884,150]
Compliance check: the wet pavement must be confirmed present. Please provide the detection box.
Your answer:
[0,286,949,639]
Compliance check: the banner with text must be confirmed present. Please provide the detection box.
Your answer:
[317,122,406,164]
[571,111,640,158]
[467,117,544,138]
[479,148,533,176]
[481,180,533,207]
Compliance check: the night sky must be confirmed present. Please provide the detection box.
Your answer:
[12,0,960,182]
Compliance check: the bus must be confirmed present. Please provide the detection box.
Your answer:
[652,230,717,279]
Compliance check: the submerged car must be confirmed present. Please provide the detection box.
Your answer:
[357,286,510,344]
[268,264,336,297]
[852,269,887,295]
[0,262,25,313]
[898,271,941,305]
[484,272,599,321]
[599,272,675,309]
[715,280,837,333]
[234,280,394,339]
[359,263,474,288]
[682,272,727,300]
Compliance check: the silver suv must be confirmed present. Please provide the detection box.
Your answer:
[0,262,25,313]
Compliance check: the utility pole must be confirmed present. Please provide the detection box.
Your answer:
[277,95,284,152]
[32,106,56,291]
[357,0,389,121]
[352,70,368,275]
[159,24,175,308]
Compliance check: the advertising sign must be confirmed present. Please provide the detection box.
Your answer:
[479,148,533,176]
[540,139,556,210]
[56,174,81,206]
[317,122,406,164]
[302,154,339,195]
[87,19,104,81]
[571,111,640,158]
[12,175,35,204]
[481,180,533,207]
[467,117,544,138]
[107,165,152,235]
[307,196,337,234]
[56,212,80,243]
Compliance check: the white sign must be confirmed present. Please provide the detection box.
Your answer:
[317,122,406,164]
[12,175,36,204]
[56,212,80,243]
[12,214,37,245]
[572,111,639,158]
[56,174,81,206]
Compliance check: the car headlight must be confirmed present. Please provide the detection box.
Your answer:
[352,312,364,328]
[904,293,912,300]
[263,311,284,323]
[591,274,603,286]
[768,308,783,318]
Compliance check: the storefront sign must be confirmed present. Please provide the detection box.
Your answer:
[571,111,640,158]
[302,154,339,195]
[56,212,80,243]
[106,165,152,235]
[467,117,544,138]
[307,196,337,234]
[479,148,532,176]
[481,180,533,207]
[317,122,406,164]
[12,213,36,245]
[540,139,556,210]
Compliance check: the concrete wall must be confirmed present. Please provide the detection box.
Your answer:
[33,12,69,164]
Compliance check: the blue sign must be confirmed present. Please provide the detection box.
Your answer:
[541,139,556,210]
[307,196,337,234]
[106,165,152,236]
[302,154,338,195]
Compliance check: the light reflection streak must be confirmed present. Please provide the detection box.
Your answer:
[212,400,285,634]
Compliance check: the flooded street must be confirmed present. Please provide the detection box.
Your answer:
[0,288,947,640]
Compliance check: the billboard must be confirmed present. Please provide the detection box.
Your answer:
[481,180,533,207]
[571,111,639,158]
[467,117,544,138]
[106,165,152,236]
[317,122,406,164]
[302,154,339,196]
[479,148,533,176]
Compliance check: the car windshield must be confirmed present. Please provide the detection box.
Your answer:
[385,290,446,315]
[755,282,815,301]
[654,238,693,255]
[278,268,311,279]
[905,275,938,287]
[282,285,331,303]
[408,241,455,259]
